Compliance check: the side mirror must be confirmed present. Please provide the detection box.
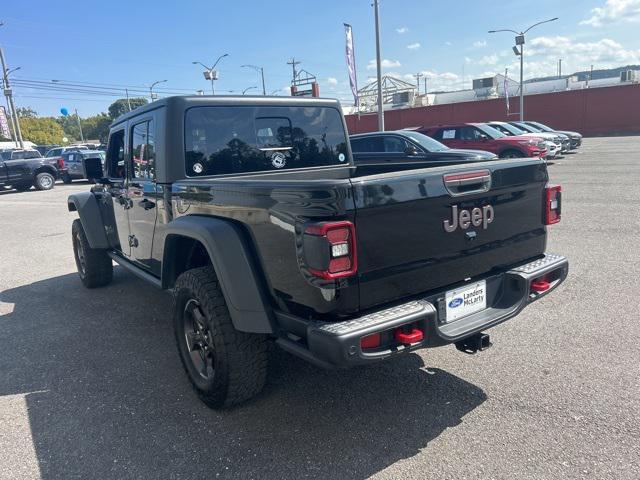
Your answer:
[405,146,419,156]
[83,156,103,180]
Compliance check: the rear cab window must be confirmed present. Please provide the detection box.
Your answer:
[184,106,349,176]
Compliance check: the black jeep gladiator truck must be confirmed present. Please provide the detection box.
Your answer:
[1,149,61,191]
[68,96,568,408]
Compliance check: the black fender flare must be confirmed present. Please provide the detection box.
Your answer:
[162,215,274,334]
[67,192,110,249]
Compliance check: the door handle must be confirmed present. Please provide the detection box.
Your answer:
[139,198,156,210]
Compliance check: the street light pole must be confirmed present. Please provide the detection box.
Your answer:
[373,0,384,131]
[519,43,524,120]
[149,79,167,101]
[193,54,229,95]
[489,17,558,121]
[242,86,257,95]
[241,65,266,95]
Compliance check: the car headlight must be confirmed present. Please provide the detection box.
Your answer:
[518,139,537,146]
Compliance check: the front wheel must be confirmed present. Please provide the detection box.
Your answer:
[173,266,268,409]
[72,219,113,288]
[499,149,525,159]
[35,172,55,190]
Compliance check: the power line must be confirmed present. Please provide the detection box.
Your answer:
[12,75,197,93]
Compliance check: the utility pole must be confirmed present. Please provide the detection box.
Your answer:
[0,44,23,148]
[125,88,132,111]
[414,72,423,95]
[75,109,84,142]
[287,58,301,84]
[588,64,593,87]
[558,59,562,78]
[373,0,384,131]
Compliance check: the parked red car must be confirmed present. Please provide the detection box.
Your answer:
[420,123,547,159]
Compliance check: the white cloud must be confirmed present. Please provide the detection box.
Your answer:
[581,0,640,27]
[529,36,640,66]
[406,42,421,50]
[473,40,487,48]
[396,27,409,34]
[445,41,452,46]
[326,77,338,85]
[367,59,402,70]
[477,54,500,66]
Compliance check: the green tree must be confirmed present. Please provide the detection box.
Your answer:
[108,98,147,120]
[20,117,65,145]
[56,115,81,142]
[16,107,38,118]
[82,113,111,143]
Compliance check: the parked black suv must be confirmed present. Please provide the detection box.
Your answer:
[350,130,497,174]
[68,96,568,408]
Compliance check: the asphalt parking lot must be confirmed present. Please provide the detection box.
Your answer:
[1,136,639,480]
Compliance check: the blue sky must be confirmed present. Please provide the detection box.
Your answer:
[2,0,639,116]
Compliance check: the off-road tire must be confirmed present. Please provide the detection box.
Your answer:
[499,149,525,159]
[14,183,32,191]
[173,266,268,409]
[62,173,73,184]
[72,219,113,288]
[34,172,55,190]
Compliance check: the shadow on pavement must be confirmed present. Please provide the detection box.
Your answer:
[0,270,486,479]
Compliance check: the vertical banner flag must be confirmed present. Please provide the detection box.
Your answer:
[344,23,359,107]
[0,106,11,139]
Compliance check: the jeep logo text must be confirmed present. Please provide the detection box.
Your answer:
[444,205,494,233]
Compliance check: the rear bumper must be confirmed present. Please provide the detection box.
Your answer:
[275,253,568,368]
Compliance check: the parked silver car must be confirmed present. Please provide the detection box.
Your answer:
[60,150,105,183]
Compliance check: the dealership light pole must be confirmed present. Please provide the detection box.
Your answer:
[373,0,384,130]
[489,17,558,121]
[242,86,257,95]
[241,65,266,95]
[193,53,229,95]
[149,79,167,101]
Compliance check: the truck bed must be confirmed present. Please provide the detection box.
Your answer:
[165,157,548,319]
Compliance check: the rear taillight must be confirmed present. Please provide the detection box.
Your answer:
[56,157,65,169]
[544,185,562,225]
[304,220,357,279]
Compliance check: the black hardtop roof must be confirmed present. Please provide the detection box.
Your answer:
[111,95,343,127]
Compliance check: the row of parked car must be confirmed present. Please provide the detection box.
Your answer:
[350,121,582,171]
[0,146,105,191]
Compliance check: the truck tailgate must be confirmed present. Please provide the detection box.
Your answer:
[350,159,548,310]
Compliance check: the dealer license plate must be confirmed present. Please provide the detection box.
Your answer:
[445,280,487,322]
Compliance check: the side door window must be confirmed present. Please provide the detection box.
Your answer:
[383,136,409,153]
[350,138,366,153]
[131,120,156,180]
[459,127,477,141]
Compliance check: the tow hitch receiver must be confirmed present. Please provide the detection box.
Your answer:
[394,327,424,345]
[455,333,492,354]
